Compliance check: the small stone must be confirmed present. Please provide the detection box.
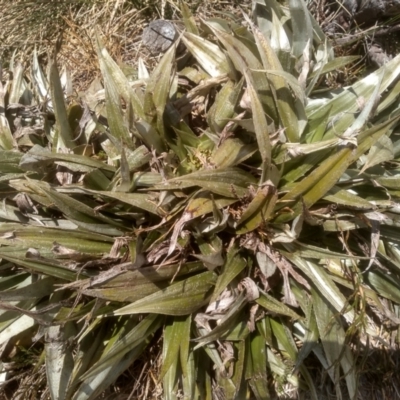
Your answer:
[142,20,177,54]
[368,44,391,67]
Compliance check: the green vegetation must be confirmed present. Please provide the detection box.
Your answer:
[1,1,400,399]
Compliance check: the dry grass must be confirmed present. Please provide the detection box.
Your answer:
[0,0,250,92]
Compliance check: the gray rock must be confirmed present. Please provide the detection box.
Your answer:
[343,0,358,14]
[355,0,400,23]
[142,20,178,54]
[368,43,392,67]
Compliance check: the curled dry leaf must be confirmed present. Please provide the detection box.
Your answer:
[14,193,38,215]
[239,277,260,301]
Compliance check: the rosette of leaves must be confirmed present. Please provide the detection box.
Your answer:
[1,1,400,399]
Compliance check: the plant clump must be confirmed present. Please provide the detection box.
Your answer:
[0,1,400,400]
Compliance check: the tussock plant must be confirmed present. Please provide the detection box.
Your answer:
[0,1,400,399]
